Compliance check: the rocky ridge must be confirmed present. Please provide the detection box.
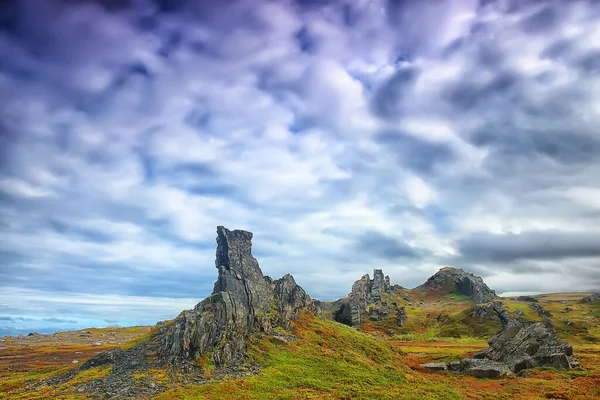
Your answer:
[417,267,497,303]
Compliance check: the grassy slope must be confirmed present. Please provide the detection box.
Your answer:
[157,312,463,400]
[0,326,151,400]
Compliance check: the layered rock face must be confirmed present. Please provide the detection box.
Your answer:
[158,226,320,368]
[418,267,496,303]
[341,269,406,328]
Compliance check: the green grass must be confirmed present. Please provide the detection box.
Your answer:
[443,292,474,302]
[156,312,465,400]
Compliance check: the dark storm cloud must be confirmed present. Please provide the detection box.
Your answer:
[376,130,456,174]
[355,231,421,260]
[444,71,521,111]
[371,66,419,119]
[518,5,558,35]
[458,231,600,263]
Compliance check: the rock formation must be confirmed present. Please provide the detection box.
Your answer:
[334,269,408,329]
[473,301,509,325]
[56,226,320,398]
[582,292,600,303]
[430,306,580,378]
[516,295,538,302]
[158,226,320,368]
[417,267,496,303]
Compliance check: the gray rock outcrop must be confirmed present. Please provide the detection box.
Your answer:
[442,314,579,377]
[418,267,496,303]
[473,301,509,325]
[516,296,538,302]
[429,301,580,378]
[346,269,392,328]
[582,293,600,303]
[158,226,320,368]
[57,226,321,398]
[472,318,579,372]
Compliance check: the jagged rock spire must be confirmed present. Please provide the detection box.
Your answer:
[347,269,393,328]
[158,226,320,368]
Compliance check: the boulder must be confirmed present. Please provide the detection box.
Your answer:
[457,358,512,378]
[423,362,447,371]
[438,306,580,378]
[472,318,578,373]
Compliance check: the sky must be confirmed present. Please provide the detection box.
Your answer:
[1,0,600,335]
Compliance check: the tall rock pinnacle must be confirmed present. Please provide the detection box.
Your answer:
[345,269,398,328]
[158,226,320,368]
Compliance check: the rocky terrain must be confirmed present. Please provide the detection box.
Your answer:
[46,226,321,398]
[1,227,598,399]
[425,306,580,378]
[327,266,500,336]
[582,292,600,303]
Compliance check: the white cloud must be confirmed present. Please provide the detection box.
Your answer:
[403,175,436,209]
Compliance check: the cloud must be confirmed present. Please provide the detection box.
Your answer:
[42,317,77,324]
[0,0,599,330]
[457,230,600,263]
[355,231,421,260]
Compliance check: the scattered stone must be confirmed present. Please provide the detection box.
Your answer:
[582,293,600,303]
[72,360,79,364]
[457,358,512,378]
[423,362,448,371]
[92,342,103,346]
[530,303,553,326]
[448,361,461,372]
[473,302,510,324]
